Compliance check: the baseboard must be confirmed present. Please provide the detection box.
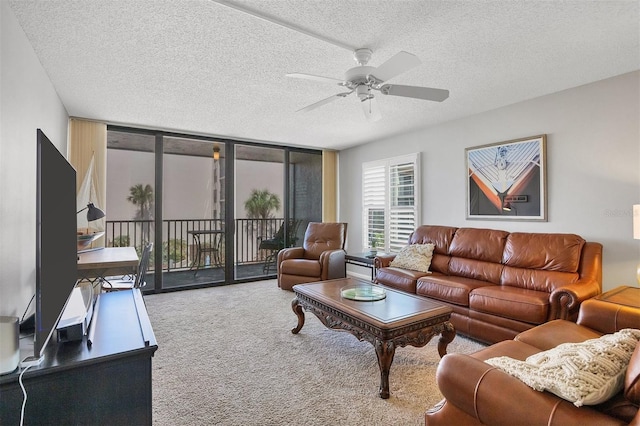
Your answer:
[346,271,372,281]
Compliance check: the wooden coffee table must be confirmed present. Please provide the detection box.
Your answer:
[291,277,455,399]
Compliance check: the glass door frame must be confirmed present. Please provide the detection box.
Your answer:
[107,125,322,293]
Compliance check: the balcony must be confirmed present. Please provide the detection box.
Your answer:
[104,218,297,288]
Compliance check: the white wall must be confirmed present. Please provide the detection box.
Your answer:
[340,71,640,292]
[235,159,284,219]
[0,3,70,316]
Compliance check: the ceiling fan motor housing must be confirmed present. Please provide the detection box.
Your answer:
[353,48,373,65]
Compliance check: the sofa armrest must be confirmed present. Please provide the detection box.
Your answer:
[549,280,601,320]
[319,249,346,280]
[278,247,305,262]
[374,254,396,269]
[436,353,625,426]
[577,295,640,334]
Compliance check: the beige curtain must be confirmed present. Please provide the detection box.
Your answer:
[68,118,107,243]
[322,150,337,222]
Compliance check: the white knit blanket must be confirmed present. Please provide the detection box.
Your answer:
[486,328,640,406]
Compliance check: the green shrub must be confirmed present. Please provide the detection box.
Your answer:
[163,239,188,263]
[111,235,130,247]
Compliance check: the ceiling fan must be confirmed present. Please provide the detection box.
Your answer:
[286,48,449,122]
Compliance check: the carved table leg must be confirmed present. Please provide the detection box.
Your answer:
[437,321,456,357]
[291,298,305,334]
[374,339,396,399]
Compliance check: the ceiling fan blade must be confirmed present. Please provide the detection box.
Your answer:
[372,51,421,82]
[296,91,352,113]
[380,84,449,102]
[361,96,382,122]
[286,73,345,85]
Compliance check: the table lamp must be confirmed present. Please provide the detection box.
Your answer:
[77,202,105,222]
[634,204,640,285]
[77,203,105,252]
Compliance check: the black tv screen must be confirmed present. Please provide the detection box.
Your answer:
[35,129,78,359]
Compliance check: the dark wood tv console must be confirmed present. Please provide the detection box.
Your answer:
[0,289,158,425]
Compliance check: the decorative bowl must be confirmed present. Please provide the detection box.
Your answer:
[340,283,386,301]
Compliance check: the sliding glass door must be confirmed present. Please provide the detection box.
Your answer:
[161,136,226,289]
[232,146,322,281]
[107,126,322,291]
[105,130,155,264]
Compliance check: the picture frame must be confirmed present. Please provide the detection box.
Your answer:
[466,135,547,221]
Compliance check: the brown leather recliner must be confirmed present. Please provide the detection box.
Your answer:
[277,222,347,291]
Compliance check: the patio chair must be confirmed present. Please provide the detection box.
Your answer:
[102,242,153,292]
[259,219,301,274]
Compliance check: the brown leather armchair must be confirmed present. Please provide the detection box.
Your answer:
[277,222,347,291]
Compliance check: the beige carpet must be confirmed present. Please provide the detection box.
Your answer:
[144,280,485,426]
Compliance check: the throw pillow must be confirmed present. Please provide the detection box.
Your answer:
[485,328,640,407]
[389,244,435,273]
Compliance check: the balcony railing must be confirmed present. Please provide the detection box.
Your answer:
[104,218,293,273]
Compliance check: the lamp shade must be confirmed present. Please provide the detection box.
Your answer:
[77,203,105,222]
[634,204,640,240]
[86,203,105,221]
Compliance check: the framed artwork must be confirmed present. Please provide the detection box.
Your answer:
[466,135,547,221]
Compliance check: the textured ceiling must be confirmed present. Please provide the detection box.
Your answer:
[8,0,640,150]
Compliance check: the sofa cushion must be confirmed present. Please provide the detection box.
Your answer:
[485,328,640,407]
[417,275,493,306]
[515,319,603,351]
[594,393,639,424]
[449,228,509,263]
[375,267,428,293]
[389,243,434,273]
[501,264,579,292]
[502,233,585,273]
[279,259,321,277]
[471,339,542,362]
[625,342,640,404]
[469,286,550,324]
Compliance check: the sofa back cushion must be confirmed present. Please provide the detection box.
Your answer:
[502,233,585,273]
[409,225,457,274]
[302,222,347,259]
[446,228,508,283]
[449,228,509,263]
[449,258,504,284]
[501,265,579,292]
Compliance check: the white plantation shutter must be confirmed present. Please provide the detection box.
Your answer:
[362,163,386,248]
[362,154,420,252]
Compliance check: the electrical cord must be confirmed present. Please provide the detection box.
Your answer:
[18,363,32,426]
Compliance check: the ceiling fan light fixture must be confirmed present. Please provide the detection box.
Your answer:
[356,85,373,101]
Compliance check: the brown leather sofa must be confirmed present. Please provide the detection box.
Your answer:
[277,222,347,291]
[375,225,602,344]
[425,292,640,425]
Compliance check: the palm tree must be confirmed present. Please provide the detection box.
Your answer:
[127,184,154,243]
[244,189,281,237]
[244,189,281,219]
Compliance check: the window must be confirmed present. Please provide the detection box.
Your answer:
[362,153,420,252]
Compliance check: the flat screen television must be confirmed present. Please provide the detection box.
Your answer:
[24,129,78,365]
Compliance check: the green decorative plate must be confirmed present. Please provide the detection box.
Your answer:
[341,284,386,301]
